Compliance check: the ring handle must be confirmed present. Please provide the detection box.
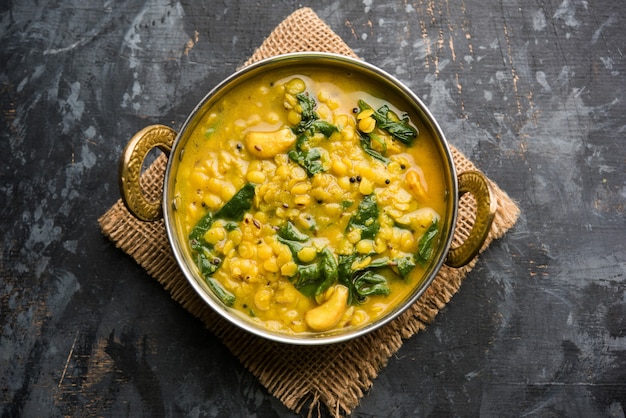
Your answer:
[119,124,177,222]
[445,170,497,268]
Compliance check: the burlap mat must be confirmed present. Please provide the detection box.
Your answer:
[99,8,520,417]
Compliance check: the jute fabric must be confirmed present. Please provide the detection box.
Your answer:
[99,7,520,416]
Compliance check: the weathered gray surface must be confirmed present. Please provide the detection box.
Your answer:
[1,1,624,416]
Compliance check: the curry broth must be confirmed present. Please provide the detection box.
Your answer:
[174,66,448,334]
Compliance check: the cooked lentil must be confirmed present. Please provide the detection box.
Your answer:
[174,67,447,334]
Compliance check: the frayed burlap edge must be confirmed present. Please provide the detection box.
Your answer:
[98,7,520,417]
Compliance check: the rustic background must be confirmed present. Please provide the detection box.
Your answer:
[1,0,624,416]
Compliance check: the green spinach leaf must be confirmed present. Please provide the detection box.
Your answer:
[337,253,417,304]
[417,218,439,265]
[189,211,214,244]
[293,92,319,134]
[205,277,235,307]
[292,263,323,298]
[287,248,340,299]
[311,120,338,137]
[214,183,256,221]
[277,222,339,298]
[188,183,257,307]
[288,93,337,176]
[316,247,339,296]
[394,255,417,278]
[195,249,220,277]
[288,147,325,177]
[277,221,309,258]
[358,132,390,164]
[353,271,391,299]
[278,221,309,242]
[358,99,418,146]
[346,194,380,240]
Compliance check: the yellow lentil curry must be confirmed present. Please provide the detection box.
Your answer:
[174,67,448,335]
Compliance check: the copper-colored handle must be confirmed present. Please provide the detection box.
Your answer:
[119,125,176,222]
[445,170,497,268]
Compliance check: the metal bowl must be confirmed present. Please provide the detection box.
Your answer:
[119,52,495,345]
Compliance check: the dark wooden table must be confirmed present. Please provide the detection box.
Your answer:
[2,1,624,416]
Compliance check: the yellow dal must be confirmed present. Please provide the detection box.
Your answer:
[174,67,448,335]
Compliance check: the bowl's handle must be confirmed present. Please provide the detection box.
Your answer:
[445,170,497,268]
[119,125,177,222]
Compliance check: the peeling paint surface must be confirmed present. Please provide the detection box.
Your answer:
[1,0,625,417]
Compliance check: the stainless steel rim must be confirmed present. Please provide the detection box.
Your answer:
[162,52,458,345]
